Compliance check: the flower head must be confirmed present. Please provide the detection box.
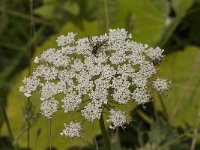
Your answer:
[107,109,127,129]
[20,28,170,139]
[153,78,170,92]
[40,98,59,119]
[60,122,82,138]
[145,47,164,61]
[19,76,40,97]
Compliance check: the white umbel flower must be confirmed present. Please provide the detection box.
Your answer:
[56,32,77,46]
[132,88,151,104]
[40,81,66,100]
[40,98,59,119]
[61,93,82,113]
[33,65,58,81]
[60,122,82,138]
[19,28,170,138]
[153,78,170,92]
[146,47,164,61]
[40,82,58,100]
[107,109,127,129]
[19,76,40,97]
[81,102,102,122]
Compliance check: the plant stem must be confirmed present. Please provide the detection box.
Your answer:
[27,0,33,148]
[49,119,52,150]
[1,101,20,150]
[29,0,33,74]
[104,0,109,32]
[27,99,30,149]
[190,109,200,150]
[94,137,99,150]
[1,103,14,141]
[99,113,111,150]
[158,93,169,123]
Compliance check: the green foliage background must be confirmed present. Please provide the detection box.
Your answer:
[1,0,200,149]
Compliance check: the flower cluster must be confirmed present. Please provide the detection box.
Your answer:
[20,28,170,138]
[107,109,127,129]
[60,122,82,138]
[40,98,59,119]
[153,78,171,93]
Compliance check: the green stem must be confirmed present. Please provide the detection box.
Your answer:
[1,101,20,150]
[104,0,109,32]
[94,137,99,150]
[27,99,30,149]
[190,109,200,150]
[99,113,111,150]
[27,0,33,148]
[49,119,52,150]
[1,104,14,141]
[158,93,169,123]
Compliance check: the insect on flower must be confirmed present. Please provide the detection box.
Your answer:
[88,36,108,56]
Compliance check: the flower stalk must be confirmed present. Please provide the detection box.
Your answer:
[27,0,34,148]
[1,103,14,142]
[49,119,52,150]
[99,113,111,150]
[104,0,109,32]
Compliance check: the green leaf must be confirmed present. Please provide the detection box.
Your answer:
[114,0,170,46]
[35,0,171,46]
[155,46,200,127]
[34,5,56,20]
[172,0,194,17]
[64,1,80,16]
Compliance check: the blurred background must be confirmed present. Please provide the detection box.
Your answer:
[1,0,200,149]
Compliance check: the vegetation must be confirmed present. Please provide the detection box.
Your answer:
[1,0,200,149]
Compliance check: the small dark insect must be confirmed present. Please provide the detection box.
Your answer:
[88,36,108,56]
[114,73,121,78]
